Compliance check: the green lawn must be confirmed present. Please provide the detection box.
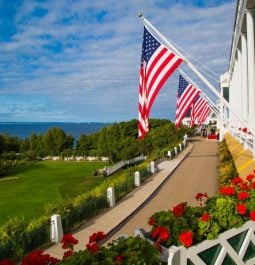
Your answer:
[0,161,107,225]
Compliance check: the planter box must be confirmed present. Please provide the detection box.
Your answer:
[135,221,255,265]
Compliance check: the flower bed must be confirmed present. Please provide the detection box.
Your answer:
[0,232,163,265]
[148,172,255,244]
[218,140,238,186]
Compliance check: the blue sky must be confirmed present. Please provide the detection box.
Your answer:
[0,0,235,122]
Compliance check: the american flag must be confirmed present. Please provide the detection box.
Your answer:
[197,104,211,126]
[190,96,208,127]
[138,27,183,139]
[175,75,200,128]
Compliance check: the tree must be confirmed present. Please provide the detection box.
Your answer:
[76,134,92,156]
[43,127,68,156]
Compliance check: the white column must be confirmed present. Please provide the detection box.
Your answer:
[246,10,255,124]
[241,33,249,121]
[237,48,243,122]
[229,59,238,124]
[51,214,63,243]
[220,83,224,141]
[150,161,156,174]
[134,171,141,187]
[107,187,116,207]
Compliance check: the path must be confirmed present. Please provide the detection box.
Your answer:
[106,136,219,243]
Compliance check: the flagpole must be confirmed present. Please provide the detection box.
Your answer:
[138,13,255,134]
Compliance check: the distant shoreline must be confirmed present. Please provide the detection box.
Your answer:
[0,122,111,140]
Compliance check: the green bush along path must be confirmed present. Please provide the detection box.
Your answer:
[0,161,107,225]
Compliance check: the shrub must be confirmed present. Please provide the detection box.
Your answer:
[218,140,238,186]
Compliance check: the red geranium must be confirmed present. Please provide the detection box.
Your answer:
[61,234,78,249]
[63,250,73,258]
[173,202,186,217]
[237,191,249,200]
[0,260,15,265]
[86,242,100,253]
[148,216,155,226]
[246,174,255,182]
[195,192,208,201]
[250,211,255,221]
[21,249,60,265]
[89,231,106,243]
[236,204,247,215]
[195,192,208,206]
[231,176,243,185]
[201,213,211,222]
[179,231,193,248]
[240,182,250,190]
[115,255,124,264]
[220,186,235,196]
[151,226,170,242]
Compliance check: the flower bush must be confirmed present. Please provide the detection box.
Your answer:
[148,169,255,248]
[218,140,238,186]
[59,233,162,265]
[0,232,162,265]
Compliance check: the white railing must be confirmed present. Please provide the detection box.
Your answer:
[105,155,147,176]
[227,123,255,159]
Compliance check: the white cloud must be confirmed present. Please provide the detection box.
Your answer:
[0,0,236,122]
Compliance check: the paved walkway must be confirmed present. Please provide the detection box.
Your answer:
[45,136,219,259]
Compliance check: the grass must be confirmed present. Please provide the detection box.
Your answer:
[0,161,108,225]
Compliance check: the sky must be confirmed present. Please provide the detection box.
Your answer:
[0,0,236,123]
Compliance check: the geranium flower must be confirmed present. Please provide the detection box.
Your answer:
[236,204,247,215]
[151,226,170,242]
[86,242,100,253]
[250,211,255,221]
[21,249,60,265]
[220,186,235,195]
[195,192,208,206]
[63,250,73,258]
[195,192,208,201]
[179,231,193,248]
[0,260,15,265]
[246,174,255,182]
[240,182,250,190]
[89,231,106,243]
[116,255,124,264]
[201,213,211,222]
[231,176,243,185]
[61,234,78,249]
[173,202,186,217]
[238,191,249,200]
[148,216,155,226]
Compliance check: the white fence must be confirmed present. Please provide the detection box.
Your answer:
[105,155,147,176]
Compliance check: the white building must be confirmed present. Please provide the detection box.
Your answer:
[218,0,255,159]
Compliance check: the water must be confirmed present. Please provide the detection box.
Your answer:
[0,122,110,140]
